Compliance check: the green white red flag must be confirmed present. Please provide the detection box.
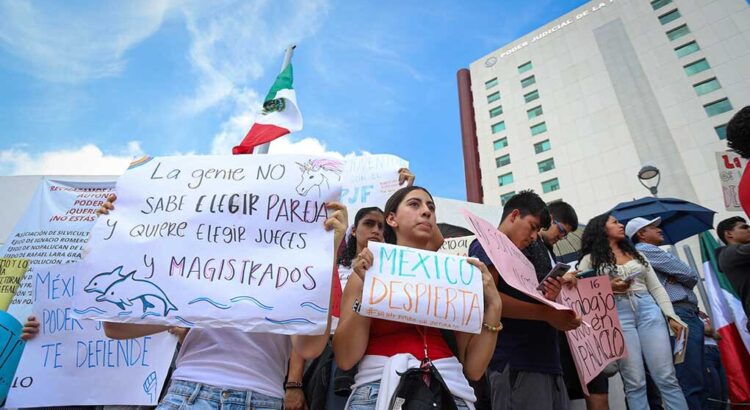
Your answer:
[232,63,302,154]
[700,232,750,405]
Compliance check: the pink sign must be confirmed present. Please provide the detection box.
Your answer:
[461,209,570,311]
[559,276,627,395]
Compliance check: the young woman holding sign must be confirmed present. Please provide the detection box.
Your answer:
[577,213,688,410]
[97,194,348,410]
[333,186,503,410]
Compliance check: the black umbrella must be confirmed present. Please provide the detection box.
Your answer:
[609,196,716,244]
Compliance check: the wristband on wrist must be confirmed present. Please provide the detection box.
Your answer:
[285,381,303,389]
[482,321,503,332]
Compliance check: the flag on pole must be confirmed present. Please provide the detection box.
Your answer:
[699,232,750,405]
[232,63,302,154]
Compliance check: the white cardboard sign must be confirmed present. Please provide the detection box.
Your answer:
[341,154,408,224]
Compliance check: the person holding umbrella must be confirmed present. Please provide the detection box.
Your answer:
[626,217,703,410]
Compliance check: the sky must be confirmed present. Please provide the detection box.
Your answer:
[0,0,589,201]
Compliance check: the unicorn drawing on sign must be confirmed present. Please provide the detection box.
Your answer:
[96,270,178,316]
[295,159,343,197]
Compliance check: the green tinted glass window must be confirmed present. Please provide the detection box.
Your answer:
[492,121,506,134]
[534,139,551,154]
[498,173,514,187]
[500,191,516,206]
[659,9,681,25]
[521,75,536,88]
[493,137,508,151]
[715,124,727,140]
[518,61,533,74]
[684,59,710,76]
[496,154,511,168]
[531,122,548,136]
[675,41,700,58]
[490,106,503,118]
[524,90,540,103]
[667,24,690,41]
[487,92,501,103]
[538,158,556,173]
[485,78,498,89]
[527,105,543,119]
[651,0,673,10]
[693,78,721,96]
[704,98,733,117]
[542,178,560,193]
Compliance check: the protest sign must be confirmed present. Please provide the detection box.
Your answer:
[438,235,474,257]
[559,276,627,395]
[6,264,177,407]
[73,155,342,334]
[359,242,484,333]
[0,310,23,402]
[462,209,571,311]
[0,259,28,311]
[341,154,408,224]
[0,178,115,322]
[715,151,745,211]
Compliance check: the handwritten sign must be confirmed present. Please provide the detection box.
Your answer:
[73,155,342,334]
[1,179,115,322]
[359,242,484,333]
[341,154,408,224]
[559,276,627,395]
[462,209,571,311]
[0,311,23,402]
[438,235,475,257]
[0,259,28,311]
[6,264,177,407]
[715,151,745,211]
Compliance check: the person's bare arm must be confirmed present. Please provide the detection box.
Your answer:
[285,351,308,410]
[103,322,172,339]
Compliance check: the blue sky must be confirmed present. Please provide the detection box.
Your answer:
[0,0,587,200]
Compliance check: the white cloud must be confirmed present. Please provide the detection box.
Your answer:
[0,142,144,176]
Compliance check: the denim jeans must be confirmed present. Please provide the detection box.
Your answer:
[347,380,470,410]
[672,305,705,410]
[156,380,282,410]
[703,345,728,410]
[615,293,688,410]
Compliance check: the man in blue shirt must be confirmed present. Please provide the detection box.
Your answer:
[469,191,582,410]
[626,216,703,410]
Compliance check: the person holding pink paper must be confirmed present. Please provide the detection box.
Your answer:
[577,213,687,410]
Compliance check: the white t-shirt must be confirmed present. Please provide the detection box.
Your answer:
[172,328,292,398]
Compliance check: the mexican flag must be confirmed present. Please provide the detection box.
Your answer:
[232,63,302,154]
[700,232,750,404]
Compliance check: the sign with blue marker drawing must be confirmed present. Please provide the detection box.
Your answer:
[341,154,408,225]
[0,310,24,402]
[73,154,342,334]
[6,264,177,407]
[359,242,484,334]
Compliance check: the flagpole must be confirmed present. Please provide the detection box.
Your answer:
[254,44,297,155]
[683,244,715,325]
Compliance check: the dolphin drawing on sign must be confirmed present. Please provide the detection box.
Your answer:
[84,265,129,295]
[96,270,178,316]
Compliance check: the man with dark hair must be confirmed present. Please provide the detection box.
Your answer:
[625,217,703,409]
[469,191,582,410]
[716,216,750,331]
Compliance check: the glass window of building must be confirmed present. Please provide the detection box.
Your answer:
[487,91,501,103]
[500,191,516,206]
[498,172,514,187]
[492,121,506,134]
[683,58,710,76]
[490,106,503,118]
[527,105,543,119]
[538,158,556,173]
[651,0,673,10]
[524,90,540,103]
[542,178,560,193]
[496,154,511,168]
[704,98,733,117]
[518,61,533,74]
[674,41,700,58]
[715,124,728,140]
[693,78,721,96]
[493,137,508,150]
[534,139,551,154]
[659,9,681,25]
[530,122,548,136]
[666,24,691,41]
[521,75,536,88]
[485,78,498,89]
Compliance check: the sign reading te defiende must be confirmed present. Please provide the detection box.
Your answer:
[359,242,484,334]
[73,154,343,334]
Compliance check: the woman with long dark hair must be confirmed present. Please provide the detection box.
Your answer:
[333,186,503,410]
[577,213,687,410]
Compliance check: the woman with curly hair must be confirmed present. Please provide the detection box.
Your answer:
[577,213,687,410]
